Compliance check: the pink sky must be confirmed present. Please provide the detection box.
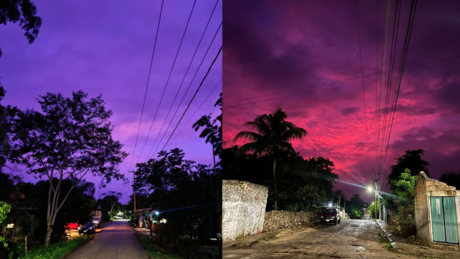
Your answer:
[223,0,460,202]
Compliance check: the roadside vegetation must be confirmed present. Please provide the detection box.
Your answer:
[136,234,182,259]
[381,149,426,237]
[128,95,222,258]
[0,88,127,257]
[22,234,93,259]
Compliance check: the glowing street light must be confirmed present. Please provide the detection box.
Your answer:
[155,211,159,216]
[367,186,373,192]
[328,202,332,207]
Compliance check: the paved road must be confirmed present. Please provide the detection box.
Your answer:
[223,219,414,258]
[66,220,149,259]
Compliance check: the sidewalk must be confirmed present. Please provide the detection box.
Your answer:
[133,226,151,236]
[375,219,460,258]
[223,229,284,249]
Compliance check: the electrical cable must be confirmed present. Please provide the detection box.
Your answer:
[143,0,220,162]
[159,46,222,153]
[167,78,222,149]
[127,0,164,174]
[135,1,197,163]
[147,23,222,158]
[355,0,369,144]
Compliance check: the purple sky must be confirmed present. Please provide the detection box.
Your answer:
[0,0,222,203]
[223,0,460,203]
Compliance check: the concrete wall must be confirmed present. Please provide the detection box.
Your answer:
[222,180,268,241]
[263,211,316,232]
[415,171,460,249]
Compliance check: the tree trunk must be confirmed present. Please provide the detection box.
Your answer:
[273,159,277,211]
[45,223,53,247]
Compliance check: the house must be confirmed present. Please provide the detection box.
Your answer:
[415,171,459,250]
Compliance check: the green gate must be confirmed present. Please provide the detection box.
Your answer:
[430,197,459,244]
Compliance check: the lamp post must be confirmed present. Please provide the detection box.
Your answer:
[367,185,377,220]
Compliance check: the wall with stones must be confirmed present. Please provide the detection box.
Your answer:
[415,171,460,249]
[263,210,316,232]
[222,180,268,242]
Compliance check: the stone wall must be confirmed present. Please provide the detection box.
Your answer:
[222,180,268,241]
[263,210,316,232]
[415,171,460,248]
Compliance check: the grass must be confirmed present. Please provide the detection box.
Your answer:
[135,234,182,259]
[379,235,393,252]
[22,234,93,259]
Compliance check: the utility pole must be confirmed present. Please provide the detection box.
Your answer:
[371,173,380,220]
[133,191,136,224]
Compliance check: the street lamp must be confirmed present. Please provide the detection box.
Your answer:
[328,202,332,207]
[155,211,159,216]
[367,186,373,192]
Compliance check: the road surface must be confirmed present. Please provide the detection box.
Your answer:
[66,220,149,259]
[223,219,414,258]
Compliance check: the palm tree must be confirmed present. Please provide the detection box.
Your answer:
[233,108,307,210]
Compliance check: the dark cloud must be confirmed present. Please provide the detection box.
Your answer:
[224,0,460,200]
[341,106,361,116]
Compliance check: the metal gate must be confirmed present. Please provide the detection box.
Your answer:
[430,197,459,244]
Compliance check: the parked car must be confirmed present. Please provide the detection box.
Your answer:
[92,217,100,228]
[65,222,79,230]
[79,222,96,234]
[320,208,341,225]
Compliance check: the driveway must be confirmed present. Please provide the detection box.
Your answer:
[223,219,415,258]
[66,220,149,259]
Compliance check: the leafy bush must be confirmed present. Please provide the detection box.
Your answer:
[390,169,417,226]
[22,235,92,259]
[0,201,11,247]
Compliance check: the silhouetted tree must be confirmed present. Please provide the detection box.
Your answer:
[0,0,42,57]
[347,194,366,219]
[439,172,460,190]
[387,149,429,190]
[233,108,307,210]
[100,191,122,216]
[192,93,222,160]
[7,91,128,247]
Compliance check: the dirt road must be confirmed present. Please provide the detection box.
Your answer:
[66,220,149,259]
[223,219,415,258]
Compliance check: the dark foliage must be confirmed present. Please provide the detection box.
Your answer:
[0,0,42,57]
[5,90,128,246]
[223,145,339,212]
[133,148,220,252]
[387,149,430,190]
[439,172,460,190]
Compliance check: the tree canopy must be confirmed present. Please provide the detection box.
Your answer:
[0,0,42,57]
[387,149,429,190]
[439,172,460,190]
[6,90,128,247]
[233,107,307,210]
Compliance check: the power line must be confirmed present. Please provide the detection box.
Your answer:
[167,78,222,149]
[160,46,222,153]
[380,0,418,187]
[375,0,390,187]
[225,73,379,104]
[144,0,220,162]
[148,23,222,158]
[136,0,197,163]
[355,0,369,144]
[127,0,164,174]
[224,82,365,108]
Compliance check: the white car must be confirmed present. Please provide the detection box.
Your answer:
[92,217,100,228]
